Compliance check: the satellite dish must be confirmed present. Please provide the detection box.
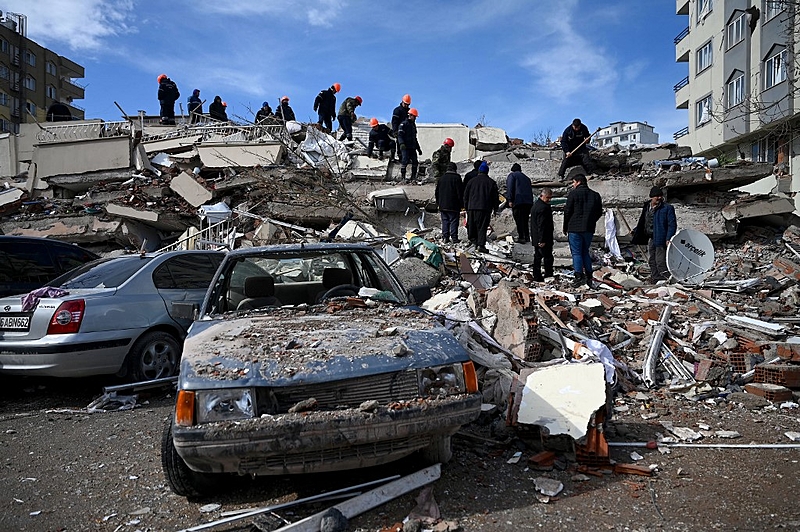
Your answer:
[667,228,715,284]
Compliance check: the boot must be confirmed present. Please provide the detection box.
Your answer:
[571,273,585,288]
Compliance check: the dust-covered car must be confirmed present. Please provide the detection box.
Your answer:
[162,243,481,496]
[0,251,223,379]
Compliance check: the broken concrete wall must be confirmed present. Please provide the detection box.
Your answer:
[416,124,471,162]
[33,136,132,180]
[0,215,123,244]
[0,133,18,179]
[196,143,284,169]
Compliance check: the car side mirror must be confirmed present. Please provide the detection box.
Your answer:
[408,286,432,305]
[172,302,198,321]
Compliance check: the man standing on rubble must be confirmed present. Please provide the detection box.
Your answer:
[632,186,677,283]
[187,89,202,124]
[436,162,464,244]
[505,163,534,243]
[337,95,362,142]
[157,74,180,125]
[563,174,603,288]
[255,101,273,123]
[366,118,396,160]
[392,94,412,138]
[430,138,455,181]
[462,160,482,197]
[314,83,340,133]
[463,161,500,253]
[276,96,296,122]
[558,118,597,179]
[530,187,554,282]
[209,96,228,122]
[397,108,423,182]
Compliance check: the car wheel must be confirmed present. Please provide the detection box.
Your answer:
[419,435,453,465]
[127,332,180,382]
[161,420,218,498]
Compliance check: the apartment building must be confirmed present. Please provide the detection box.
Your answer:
[0,11,85,133]
[595,121,659,148]
[673,0,798,176]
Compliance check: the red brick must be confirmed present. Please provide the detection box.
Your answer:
[745,383,794,402]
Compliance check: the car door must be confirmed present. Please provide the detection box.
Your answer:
[152,253,223,331]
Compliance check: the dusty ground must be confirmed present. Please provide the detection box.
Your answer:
[1,375,800,532]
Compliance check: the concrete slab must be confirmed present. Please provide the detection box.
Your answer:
[416,123,471,162]
[170,172,213,207]
[473,127,508,152]
[33,136,132,180]
[721,195,796,220]
[351,155,390,179]
[0,215,123,243]
[0,133,18,178]
[197,143,284,168]
[105,203,191,232]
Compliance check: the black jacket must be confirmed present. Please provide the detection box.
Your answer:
[463,173,500,212]
[435,170,464,212]
[277,102,295,121]
[530,197,554,245]
[462,168,479,198]
[255,105,272,122]
[561,123,591,153]
[563,183,602,233]
[313,87,337,119]
[397,119,419,151]
[158,78,180,103]
[369,124,393,145]
[391,104,409,133]
[209,99,227,121]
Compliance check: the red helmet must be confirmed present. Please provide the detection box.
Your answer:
[157,74,167,83]
[281,96,289,102]
[354,95,363,104]
[369,118,379,127]
[408,108,419,117]
[443,138,455,148]
[222,101,227,107]
[402,94,411,104]
[333,82,341,92]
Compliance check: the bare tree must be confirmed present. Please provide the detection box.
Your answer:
[530,128,553,146]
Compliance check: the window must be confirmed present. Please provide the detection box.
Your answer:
[25,101,36,116]
[697,40,713,73]
[696,95,713,126]
[23,75,36,91]
[0,39,7,53]
[727,73,745,108]
[727,14,745,48]
[0,92,7,106]
[46,85,57,99]
[765,0,785,20]
[765,49,787,89]
[0,119,9,132]
[0,65,8,80]
[153,254,222,290]
[24,50,35,67]
[46,61,57,76]
[752,137,776,163]
[620,134,629,141]
[698,0,713,19]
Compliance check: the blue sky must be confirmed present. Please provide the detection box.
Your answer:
[10,0,689,143]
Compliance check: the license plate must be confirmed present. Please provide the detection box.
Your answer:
[0,314,31,331]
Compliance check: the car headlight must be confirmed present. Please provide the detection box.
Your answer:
[418,364,466,398]
[195,388,255,423]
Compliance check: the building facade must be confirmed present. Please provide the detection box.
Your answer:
[673,0,799,202]
[0,12,85,133]
[595,121,660,148]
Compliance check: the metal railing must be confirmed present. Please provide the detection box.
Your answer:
[673,126,689,140]
[36,120,133,143]
[674,26,689,44]
[142,122,291,146]
[674,76,689,92]
[157,218,236,253]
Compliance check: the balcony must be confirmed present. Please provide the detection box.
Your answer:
[59,77,85,100]
[57,56,85,79]
[673,126,689,140]
[675,26,690,62]
[676,0,689,15]
[674,76,689,109]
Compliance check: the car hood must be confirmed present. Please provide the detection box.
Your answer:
[180,305,469,389]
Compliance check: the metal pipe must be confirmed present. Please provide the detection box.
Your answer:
[643,305,671,388]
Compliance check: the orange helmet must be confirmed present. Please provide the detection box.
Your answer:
[408,108,419,117]
[157,74,167,83]
[369,117,379,127]
[443,138,455,148]
[354,95,363,104]
[402,94,411,104]
[281,96,289,102]
[333,82,341,92]
[222,101,227,107]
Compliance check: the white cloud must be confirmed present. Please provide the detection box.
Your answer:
[194,0,346,27]
[3,0,137,51]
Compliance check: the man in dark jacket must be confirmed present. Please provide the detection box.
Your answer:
[632,186,678,283]
[505,163,534,243]
[430,138,454,181]
[157,74,180,125]
[209,96,228,122]
[314,83,340,132]
[366,118,396,160]
[462,160,482,200]
[255,101,273,123]
[530,188,554,282]
[187,89,202,124]
[397,108,422,182]
[391,94,411,137]
[337,95,362,142]
[435,162,464,243]
[463,161,500,253]
[563,174,603,287]
[558,118,596,178]
[276,96,295,122]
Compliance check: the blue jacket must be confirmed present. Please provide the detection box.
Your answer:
[505,171,533,206]
[633,200,677,247]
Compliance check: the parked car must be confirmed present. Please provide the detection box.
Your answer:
[162,243,481,497]
[0,250,224,379]
[0,236,100,297]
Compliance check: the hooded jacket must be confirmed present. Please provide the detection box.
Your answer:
[314,87,337,119]
[463,172,500,212]
[435,170,464,212]
[563,183,602,233]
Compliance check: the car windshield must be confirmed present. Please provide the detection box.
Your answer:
[204,248,406,315]
[55,256,154,289]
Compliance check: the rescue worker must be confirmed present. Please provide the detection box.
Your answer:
[187,89,202,124]
[314,82,340,132]
[157,74,180,125]
[366,118,396,160]
[463,161,500,253]
[276,96,295,122]
[337,95,362,142]
[209,96,228,122]
[505,163,534,243]
[397,108,423,182]
[430,138,455,181]
[435,162,464,243]
[391,94,412,136]
[255,101,273,123]
[558,118,597,179]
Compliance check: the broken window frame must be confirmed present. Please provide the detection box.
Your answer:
[726,13,745,49]
[696,94,713,126]
[726,72,745,109]
[697,40,713,74]
[764,48,787,89]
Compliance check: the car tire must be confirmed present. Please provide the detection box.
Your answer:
[419,435,452,465]
[161,420,218,498]
[127,331,180,382]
